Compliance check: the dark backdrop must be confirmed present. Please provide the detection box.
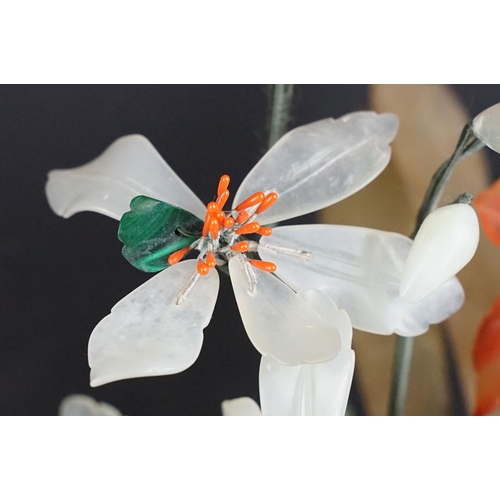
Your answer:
[0,84,498,415]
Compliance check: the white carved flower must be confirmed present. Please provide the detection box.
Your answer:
[46,111,464,388]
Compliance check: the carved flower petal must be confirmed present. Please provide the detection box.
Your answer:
[473,297,500,371]
[233,112,399,225]
[46,135,206,221]
[221,397,262,416]
[400,204,479,303]
[474,357,500,416]
[228,255,342,365]
[258,225,464,336]
[59,394,121,416]
[259,351,355,416]
[472,102,500,154]
[88,260,219,387]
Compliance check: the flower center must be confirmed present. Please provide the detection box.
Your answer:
[167,175,278,276]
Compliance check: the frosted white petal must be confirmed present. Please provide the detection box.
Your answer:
[233,112,399,225]
[259,352,355,416]
[228,256,341,365]
[46,135,206,220]
[400,204,479,304]
[88,260,219,387]
[58,394,122,416]
[221,397,262,416]
[472,103,500,154]
[258,225,465,336]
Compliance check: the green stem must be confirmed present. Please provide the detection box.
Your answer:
[267,84,294,149]
[388,123,484,416]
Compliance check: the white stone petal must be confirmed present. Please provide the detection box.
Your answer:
[472,102,500,154]
[88,260,219,387]
[259,352,355,416]
[221,397,262,416]
[228,255,341,365]
[400,204,479,304]
[46,135,206,221]
[58,394,122,416]
[233,112,399,225]
[258,225,465,336]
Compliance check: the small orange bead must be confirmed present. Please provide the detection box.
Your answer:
[202,211,212,237]
[209,217,220,239]
[249,260,276,273]
[206,251,216,268]
[223,217,235,228]
[218,175,230,196]
[230,241,249,252]
[235,192,265,211]
[168,246,191,266]
[217,211,225,224]
[235,210,250,224]
[207,202,218,213]
[256,192,278,214]
[257,227,273,237]
[216,189,230,210]
[197,260,209,275]
[235,222,261,235]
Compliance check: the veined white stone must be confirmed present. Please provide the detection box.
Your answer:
[400,204,479,304]
[472,103,500,154]
[88,260,219,387]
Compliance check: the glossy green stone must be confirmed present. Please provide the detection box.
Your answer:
[118,196,204,273]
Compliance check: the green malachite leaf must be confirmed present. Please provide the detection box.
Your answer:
[118,196,204,273]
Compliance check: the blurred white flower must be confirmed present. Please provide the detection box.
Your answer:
[472,102,500,154]
[59,394,121,416]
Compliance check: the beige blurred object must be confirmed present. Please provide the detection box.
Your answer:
[320,84,498,415]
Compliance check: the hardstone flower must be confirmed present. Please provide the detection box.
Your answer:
[46,111,464,387]
[59,394,121,416]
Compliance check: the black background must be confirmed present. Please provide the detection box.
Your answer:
[1,85,499,415]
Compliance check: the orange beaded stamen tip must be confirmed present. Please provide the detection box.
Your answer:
[207,202,218,213]
[249,260,277,273]
[218,175,230,196]
[236,221,261,235]
[216,189,230,210]
[168,246,192,266]
[235,192,265,211]
[209,217,220,239]
[256,192,278,214]
[257,227,273,237]
[202,211,212,237]
[223,217,235,228]
[217,211,225,224]
[235,210,250,224]
[231,241,249,252]
[206,251,216,268]
[197,260,209,275]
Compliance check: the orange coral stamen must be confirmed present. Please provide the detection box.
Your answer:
[256,192,278,214]
[216,189,230,210]
[217,211,225,224]
[197,260,209,275]
[206,251,216,268]
[223,217,235,228]
[202,211,212,237]
[218,175,230,197]
[231,241,249,252]
[236,222,261,235]
[235,192,265,211]
[235,210,250,224]
[249,260,276,273]
[168,246,192,266]
[207,202,219,213]
[209,217,220,239]
[257,227,272,237]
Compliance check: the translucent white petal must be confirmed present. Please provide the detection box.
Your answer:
[259,352,355,416]
[228,255,341,365]
[58,394,122,416]
[233,112,399,225]
[401,204,479,303]
[46,135,206,220]
[258,225,465,336]
[472,102,500,154]
[88,260,219,387]
[221,397,262,416]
